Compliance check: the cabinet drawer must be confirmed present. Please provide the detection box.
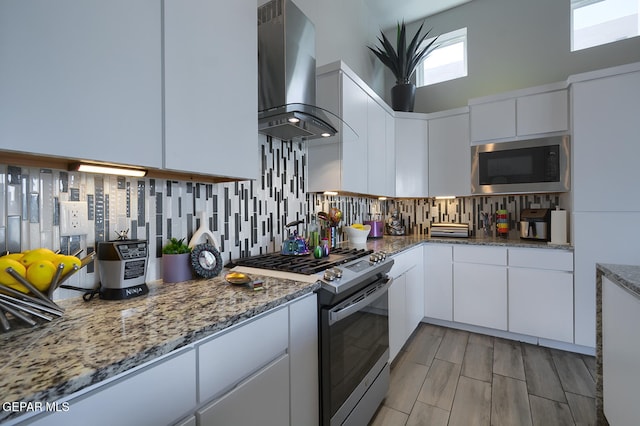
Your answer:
[28,348,196,426]
[197,354,290,426]
[197,307,288,402]
[454,245,507,265]
[390,246,423,277]
[508,248,573,271]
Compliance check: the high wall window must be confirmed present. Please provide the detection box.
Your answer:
[416,28,467,87]
[571,0,640,51]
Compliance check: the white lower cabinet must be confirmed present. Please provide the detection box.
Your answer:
[197,306,288,402]
[17,294,318,426]
[26,348,197,426]
[388,246,425,362]
[289,294,319,426]
[508,268,573,342]
[454,262,508,330]
[424,244,453,321]
[406,261,425,335]
[453,246,508,331]
[507,248,574,343]
[196,294,318,426]
[441,244,575,346]
[388,273,407,363]
[174,416,197,426]
[196,354,290,426]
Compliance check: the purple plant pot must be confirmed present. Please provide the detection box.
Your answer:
[162,253,193,283]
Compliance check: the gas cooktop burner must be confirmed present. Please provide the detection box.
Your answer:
[227,247,374,275]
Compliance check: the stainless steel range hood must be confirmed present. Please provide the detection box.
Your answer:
[258,0,343,141]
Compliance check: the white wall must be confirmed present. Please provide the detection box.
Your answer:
[294,0,386,95]
[281,0,640,113]
[396,0,640,112]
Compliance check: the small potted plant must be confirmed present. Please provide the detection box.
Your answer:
[162,238,193,283]
[368,20,438,112]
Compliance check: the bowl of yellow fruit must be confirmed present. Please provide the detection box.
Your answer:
[0,248,93,331]
[344,224,371,245]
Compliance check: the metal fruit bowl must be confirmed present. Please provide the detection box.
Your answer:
[0,253,95,332]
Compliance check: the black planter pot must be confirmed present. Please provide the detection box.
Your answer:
[391,83,416,112]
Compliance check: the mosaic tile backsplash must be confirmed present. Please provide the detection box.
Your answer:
[0,137,310,299]
[1,135,566,300]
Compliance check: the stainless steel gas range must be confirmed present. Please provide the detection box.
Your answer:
[229,247,394,426]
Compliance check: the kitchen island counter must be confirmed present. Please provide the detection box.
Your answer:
[0,271,319,423]
[596,263,640,425]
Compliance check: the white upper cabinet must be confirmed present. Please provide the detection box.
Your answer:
[311,62,395,196]
[164,0,258,180]
[469,99,516,142]
[367,98,390,197]
[395,114,429,198]
[385,113,396,198]
[428,108,470,197]
[469,84,568,144]
[340,73,369,194]
[516,90,568,136]
[0,0,162,168]
[311,70,368,194]
[571,66,640,212]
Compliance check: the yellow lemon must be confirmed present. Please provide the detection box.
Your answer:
[1,252,23,260]
[19,248,57,267]
[55,254,82,276]
[351,224,364,230]
[26,260,57,291]
[0,258,28,292]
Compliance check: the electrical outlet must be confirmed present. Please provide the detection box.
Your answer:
[60,201,89,236]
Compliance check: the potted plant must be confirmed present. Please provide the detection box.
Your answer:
[162,237,193,283]
[368,20,438,112]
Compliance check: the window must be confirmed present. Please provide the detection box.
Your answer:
[571,0,640,51]
[416,28,467,87]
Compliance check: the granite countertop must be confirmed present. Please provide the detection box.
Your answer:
[0,233,571,423]
[0,271,319,423]
[359,233,573,253]
[597,263,640,298]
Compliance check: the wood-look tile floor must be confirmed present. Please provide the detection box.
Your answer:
[370,323,596,426]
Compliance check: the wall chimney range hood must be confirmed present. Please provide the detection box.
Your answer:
[258,0,347,141]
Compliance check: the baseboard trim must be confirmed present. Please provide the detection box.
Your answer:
[421,317,596,356]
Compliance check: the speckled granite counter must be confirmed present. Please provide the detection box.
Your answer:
[595,263,640,426]
[0,271,319,423]
[354,233,573,253]
[0,233,572,423]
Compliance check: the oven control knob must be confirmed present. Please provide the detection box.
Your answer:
[331,267,343,278]
[323,270,336,281]
[370,253,381,263]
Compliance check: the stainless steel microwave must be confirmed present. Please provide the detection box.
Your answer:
[471,136,570,194]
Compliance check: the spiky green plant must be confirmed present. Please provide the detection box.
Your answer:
[368,20,439,85]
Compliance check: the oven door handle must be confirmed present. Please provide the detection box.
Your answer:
[328,277,393,326]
